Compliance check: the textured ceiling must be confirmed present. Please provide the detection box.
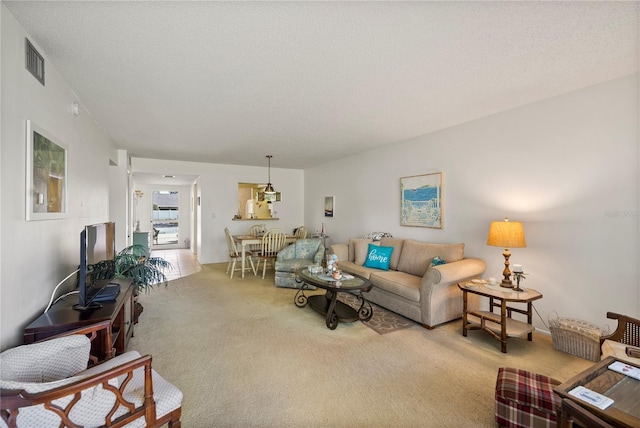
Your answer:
[5,1,639,170]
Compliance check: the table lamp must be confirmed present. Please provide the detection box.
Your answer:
[486,218,527,288]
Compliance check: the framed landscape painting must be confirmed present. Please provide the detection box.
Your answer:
[400,172,442,228]
[26,120,67,221]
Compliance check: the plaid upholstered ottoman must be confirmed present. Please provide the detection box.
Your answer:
[495,367,562,428]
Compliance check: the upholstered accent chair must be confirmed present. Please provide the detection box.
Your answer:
[495,367,561,428]
[274,238,325,288]
[0,321,182,427]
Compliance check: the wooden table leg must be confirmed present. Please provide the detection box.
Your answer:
[527,301,533,341]
[462,289,468,337]
[500,300,508,353]
[241,242,246,278]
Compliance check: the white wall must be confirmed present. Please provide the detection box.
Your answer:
[0,5,119,349]
[109,150,129,251]
[305,73,639,331]
[131,157,304,264]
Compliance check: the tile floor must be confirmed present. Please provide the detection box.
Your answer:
[150,248,202,281]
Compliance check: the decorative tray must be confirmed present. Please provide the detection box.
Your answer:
[317,274,354,281]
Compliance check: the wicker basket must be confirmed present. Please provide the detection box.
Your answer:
[549,316,605,362]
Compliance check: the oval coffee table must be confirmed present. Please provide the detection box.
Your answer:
[295,268,373,330]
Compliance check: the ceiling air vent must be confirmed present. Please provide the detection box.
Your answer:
[25,38,45,85]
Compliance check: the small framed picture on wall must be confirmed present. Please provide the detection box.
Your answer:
[324,196,334,217]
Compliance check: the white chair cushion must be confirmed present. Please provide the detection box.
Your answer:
[0,335,90,382]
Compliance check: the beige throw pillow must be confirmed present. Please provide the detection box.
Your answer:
[355,241,379,265]
[379,237,404,271]
[348,238,372,262]
[396,240,464,277]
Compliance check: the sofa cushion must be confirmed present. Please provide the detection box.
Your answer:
[355,240,378,265]
[370,270,421,302]
[396,240,464,277]
[380,237,404,271]
[274,259,317,273]
[339,261,375,279]
[363,244,393,270]
[348,238,372,263]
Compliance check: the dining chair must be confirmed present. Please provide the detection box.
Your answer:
[225,227,256,278]
[255,229,287,279]
[294,226,307,239]
[248,224,266,237]
[247,224,266,260]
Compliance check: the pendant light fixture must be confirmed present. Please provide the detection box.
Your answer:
[264,155,276,195]
[262,155,280,203]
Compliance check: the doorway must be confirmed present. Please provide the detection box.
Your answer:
[151,190,180,248]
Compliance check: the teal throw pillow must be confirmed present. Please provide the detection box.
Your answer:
[363,244,393,270]
[431,256,446,267]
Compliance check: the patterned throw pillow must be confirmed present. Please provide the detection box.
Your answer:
[363,231,393,241]
[363,244,394,270]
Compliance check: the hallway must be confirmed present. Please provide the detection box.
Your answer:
[150,248,201,281]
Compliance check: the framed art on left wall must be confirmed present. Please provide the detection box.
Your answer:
[26,120,67,221]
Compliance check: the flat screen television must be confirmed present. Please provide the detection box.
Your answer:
[74,222,120,311]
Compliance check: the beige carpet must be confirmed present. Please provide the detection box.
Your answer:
[128,263,594,428]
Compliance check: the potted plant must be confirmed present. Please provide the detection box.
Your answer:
[112,244,174,322]
[114,245,173,291]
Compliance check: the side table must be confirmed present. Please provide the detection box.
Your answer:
[554,356,640,428]
[458,281,543,353]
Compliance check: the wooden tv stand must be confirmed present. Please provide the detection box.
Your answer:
[24,278,135,360]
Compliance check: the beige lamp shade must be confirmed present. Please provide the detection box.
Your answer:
[487,219,526,248]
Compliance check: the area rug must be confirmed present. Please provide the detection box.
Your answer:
[338,293,416,334]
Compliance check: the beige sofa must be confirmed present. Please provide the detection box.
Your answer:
[330,237,486,328]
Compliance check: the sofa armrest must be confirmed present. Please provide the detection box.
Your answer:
[419,258,486,327]
[313,244,326,264]
[329,243,348,262]
[424,258,487,288]
[276,243,296,261]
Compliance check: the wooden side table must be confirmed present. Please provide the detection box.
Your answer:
[458,281,543,353]
[554,356,640,428]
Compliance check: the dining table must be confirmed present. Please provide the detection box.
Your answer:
[232,234,298,278]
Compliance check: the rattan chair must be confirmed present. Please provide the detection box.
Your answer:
[600,312,640,347]
[225,227,256,278]
[0,321,182,427]
[255,229,287,279]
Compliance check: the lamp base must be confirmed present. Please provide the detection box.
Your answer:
[500,280,514,288]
